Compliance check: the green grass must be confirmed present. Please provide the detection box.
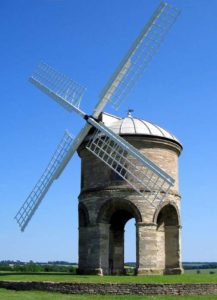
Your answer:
[0,289,217,300]
[0,272,217,283]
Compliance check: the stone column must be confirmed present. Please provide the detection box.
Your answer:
[164,225,183,274]
[99,223,111,275]
[78,223,110,275]
[78,227,88,274]
[156,225,166,271]
[136,222,161,275]
[109,229,124,275]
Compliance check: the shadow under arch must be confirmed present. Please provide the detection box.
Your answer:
[153,201,181,226]
[97,197,142,224]
[154,202,182,274]
[78,202,90,227]
[78,202,90,274]
[97,198,142,275]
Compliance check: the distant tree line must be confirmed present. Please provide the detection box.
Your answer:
[1,261,217,273]
[183,262,217,270]
[0,260,77,273]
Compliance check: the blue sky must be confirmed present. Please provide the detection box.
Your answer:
[1,0,217,263]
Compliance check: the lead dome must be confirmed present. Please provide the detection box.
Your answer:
[100,112,182,147]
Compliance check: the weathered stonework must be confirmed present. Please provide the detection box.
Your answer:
[77,114,183,276]
[1,281,217,295]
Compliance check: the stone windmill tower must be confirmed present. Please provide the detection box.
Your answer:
[78,111,183,275]
[14,3,182,277]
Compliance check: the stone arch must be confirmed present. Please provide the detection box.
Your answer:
[155,203,181,274]
[78,202,90,227]
[153,201,180,226]
[97,198,142,224]
[97,198,142,275]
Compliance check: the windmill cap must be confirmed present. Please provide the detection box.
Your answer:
[100,112,182,148]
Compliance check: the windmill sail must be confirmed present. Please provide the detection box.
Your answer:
[86,118,174,207]
[16,1,180,231]
[94,2,180,113]
[30,63,86,116]
[15,130,74,231]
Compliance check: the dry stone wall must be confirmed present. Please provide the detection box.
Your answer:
[0,281,217,295]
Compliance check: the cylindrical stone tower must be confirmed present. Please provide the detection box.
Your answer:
[77,112,183,275]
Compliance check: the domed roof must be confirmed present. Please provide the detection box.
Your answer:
[101,112,181,146]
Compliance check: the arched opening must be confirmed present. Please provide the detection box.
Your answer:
[156,204,180,274]
[109,209,134,275]
[78,202,89,227]
[124,218,136,274]
[78,203,89,274]
[98,198,142,275]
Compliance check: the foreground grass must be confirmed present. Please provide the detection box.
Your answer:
[0,272,217,283]
[0,289,217,300]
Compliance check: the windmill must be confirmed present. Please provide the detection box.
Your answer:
[15,2,180,232]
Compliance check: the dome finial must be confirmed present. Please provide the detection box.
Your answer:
[127,109,134,117]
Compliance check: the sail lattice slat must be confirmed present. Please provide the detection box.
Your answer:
[99,2,180,110]
[86,120,174,207]
[15,131,74,231]
[30,63,86,111]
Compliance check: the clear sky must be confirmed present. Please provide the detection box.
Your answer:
[1,0,217,263]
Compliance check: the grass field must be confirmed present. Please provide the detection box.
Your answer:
[0,272,217,283]
[185,269,217,274]
[0,289,217,300]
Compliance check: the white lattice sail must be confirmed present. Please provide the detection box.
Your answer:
[15,1,179,231]
[86,118,174,207]
[30,63,86,111]
[15,131,74,231]
[97,2,180,111]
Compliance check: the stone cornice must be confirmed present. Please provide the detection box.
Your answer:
[79,187,181,200]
